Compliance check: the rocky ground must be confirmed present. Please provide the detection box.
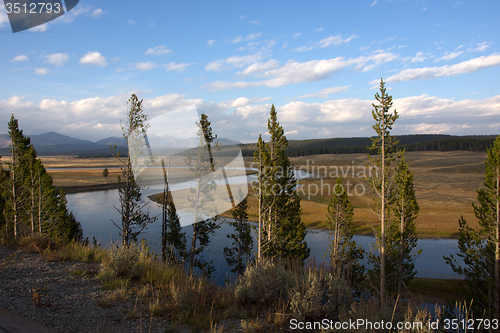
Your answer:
[0,246,242,333]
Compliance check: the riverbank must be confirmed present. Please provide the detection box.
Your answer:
[0,239,466,332]
[43,150,488,239]
[58,183,122,194]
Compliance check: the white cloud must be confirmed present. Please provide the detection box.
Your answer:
[474,42,492,52]
[434,51,463,62]
[145,45,172,56]
[252,20,260,25]
[134,62,158,71]
[293,33,301,39]
[0,5,8,28]
[230,97,251,108]
[91,8,106,18]
[46,53,69,67]
[316,27,323,32]
[371,1,378,7]
[411,51,427,63]
[79,51,107,67]
[164,62,193,72]
[299,86,351,99]
[128,19,135,25]
[56,5,90,23]
[318,34,357,47]
[238,59,280,76]
[30,24,48,32]
[295,34,358,52]
[232,33,262,43]
[207,39,216,46]
[34,68,50,75]
[1,93,500,142]
[205,52,398,91]
[205,53,263,72]
[12,55,29,62]
[385,53,500,83]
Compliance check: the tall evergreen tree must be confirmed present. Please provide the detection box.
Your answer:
[259,105,309,261]
[327,177,365,288]
[387,157,419,296]
[2,115,82,241]
[224,188,253,275]
[164,199,186,265]
[112,94,156,247]
[369,157,420,297]
[5,115,31,238]
[252,134,270,260]
[366,79,401,305]
[186,113,220,277]
[445,135,500,319]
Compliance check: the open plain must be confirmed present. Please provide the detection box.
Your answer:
[22,150,488,238]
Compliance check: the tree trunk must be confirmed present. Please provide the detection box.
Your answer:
[38,169,42,234]
[257,146,262,260]
[189,178,201,275]
[189,222,197,275]
[398,204,404,296]
[30,160,35,234]
[496,165,499,319]
[381,119,386,306]
[12,145,17,239]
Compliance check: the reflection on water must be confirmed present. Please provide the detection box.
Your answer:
[67,189,463,285]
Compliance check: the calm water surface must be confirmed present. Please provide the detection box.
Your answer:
[66,188,463,285]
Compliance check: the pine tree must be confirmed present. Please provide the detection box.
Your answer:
[112,94,156,247]
[186,113,220,277]
[164,199,186,265]
[327,177,365,288]
[366,79,401,305]
[224,188,253,275]
[252,134,270,260]
[385,157,419,296]
[260,105,309,261]
[2,115,82,241]
[5,115,30,238]
[0,161,7,235]
[445,135,500,319]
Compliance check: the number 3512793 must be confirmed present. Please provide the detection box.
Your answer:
[5,3,62,14]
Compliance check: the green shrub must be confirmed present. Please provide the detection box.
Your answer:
[103,244,140,278]
[289,268,351,320]
[235,259,295,305]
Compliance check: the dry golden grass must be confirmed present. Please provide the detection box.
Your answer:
[31,151,487,238]
[243,151,486,238]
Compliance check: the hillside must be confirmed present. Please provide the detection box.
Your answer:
[240,134,498,157]
[0,132,497,157]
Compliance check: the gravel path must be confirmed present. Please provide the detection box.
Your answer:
[0,246,196,333]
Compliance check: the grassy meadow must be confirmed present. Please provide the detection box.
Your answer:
[239,150,485,238]
[9,150,485,238]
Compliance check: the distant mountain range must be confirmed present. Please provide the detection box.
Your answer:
[0,132,240,156]
[0,131,496,157]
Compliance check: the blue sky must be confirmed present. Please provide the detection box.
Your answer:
[1,0,499,142]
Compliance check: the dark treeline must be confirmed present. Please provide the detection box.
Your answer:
[239,134,498,157]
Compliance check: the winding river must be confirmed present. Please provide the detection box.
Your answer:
[66,185,463,285]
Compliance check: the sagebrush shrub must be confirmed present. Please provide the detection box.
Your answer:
[235,259,295,305]
[290,268,351,320]
[104,244,140,278]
